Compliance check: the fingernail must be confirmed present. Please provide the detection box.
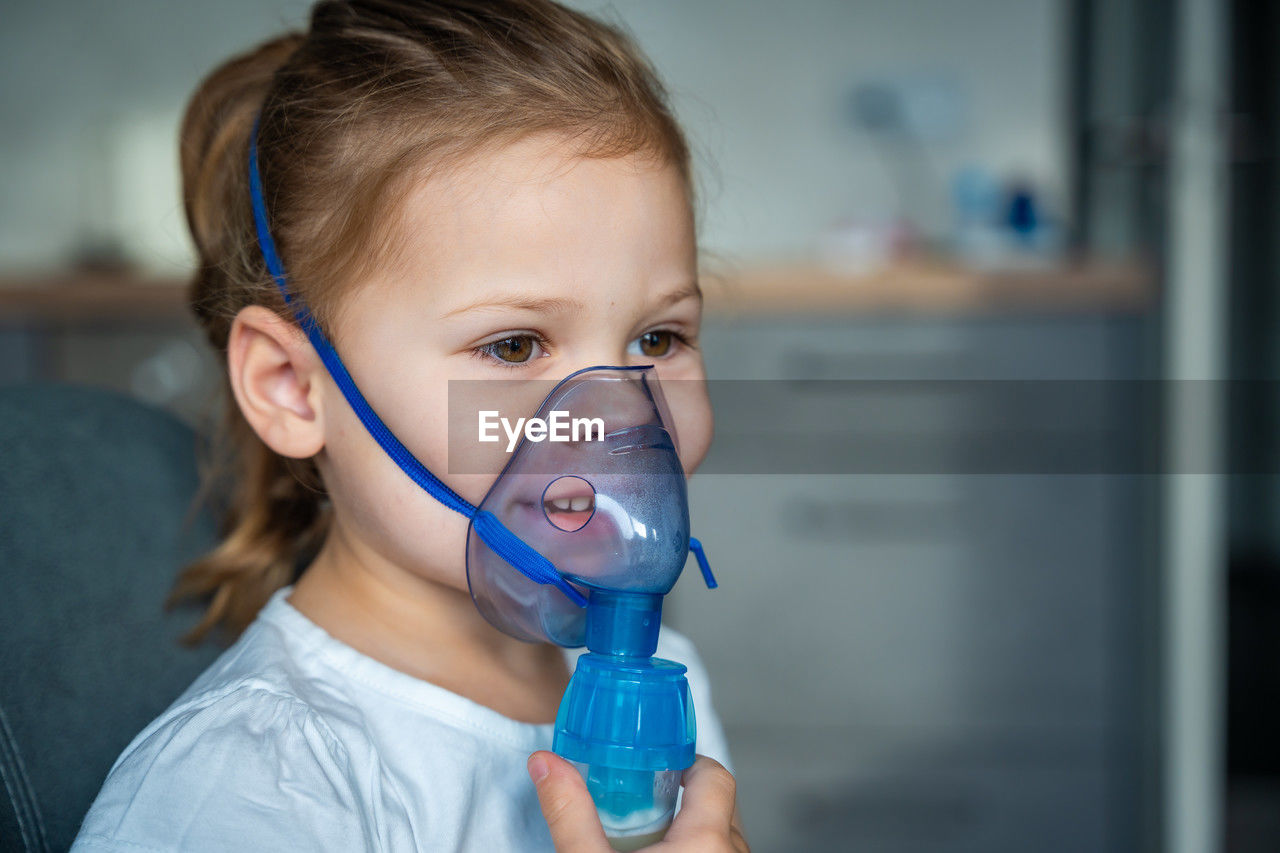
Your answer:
[528,754,550,784]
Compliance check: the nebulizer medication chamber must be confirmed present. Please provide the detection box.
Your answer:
[467,366,715,848]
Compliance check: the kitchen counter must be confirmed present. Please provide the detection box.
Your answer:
[701,258,1153,317]
[0,257,1155,326]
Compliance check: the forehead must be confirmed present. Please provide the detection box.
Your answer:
[372,133,695,310]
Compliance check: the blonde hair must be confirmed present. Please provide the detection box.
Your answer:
[172,0,694,643]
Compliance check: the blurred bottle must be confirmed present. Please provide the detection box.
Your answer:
[951,166,1062,268]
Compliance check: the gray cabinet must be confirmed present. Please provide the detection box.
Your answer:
[670,313,1149,852]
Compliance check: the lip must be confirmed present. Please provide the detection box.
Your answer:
[542,490,595,531]
[511,495,614,546]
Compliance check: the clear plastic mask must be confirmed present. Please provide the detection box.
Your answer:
[466,366,690,646]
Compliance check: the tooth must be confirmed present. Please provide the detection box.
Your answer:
[551,497,573,512]
[570,496,592,512]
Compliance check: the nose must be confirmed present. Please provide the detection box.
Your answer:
[554,366,664,439]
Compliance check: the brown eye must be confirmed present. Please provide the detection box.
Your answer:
[482,335,537,364]
[635,330,673,358]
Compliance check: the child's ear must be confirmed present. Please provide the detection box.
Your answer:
[227,305,327,458]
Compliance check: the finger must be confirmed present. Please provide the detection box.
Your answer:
[528,751,610,853]
[729,803,750,852]
[662,756,739,844]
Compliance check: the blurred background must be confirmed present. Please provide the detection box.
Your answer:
[0,0,1275,850]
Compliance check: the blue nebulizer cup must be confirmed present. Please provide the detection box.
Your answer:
[466,366,715,849]
[556,591,695,848]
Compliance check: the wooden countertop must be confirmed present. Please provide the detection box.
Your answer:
[700,258,1154,317]
[0,258,1154,325]
[0,272,189,325]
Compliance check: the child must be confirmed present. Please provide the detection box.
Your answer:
[72,1,745,850]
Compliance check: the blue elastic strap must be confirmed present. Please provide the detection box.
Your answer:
[248,118,707,604]
[473,511,587,605]
[249,122,475,518]
[688,537,716,589]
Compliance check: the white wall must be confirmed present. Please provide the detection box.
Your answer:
[0,0,1065,272]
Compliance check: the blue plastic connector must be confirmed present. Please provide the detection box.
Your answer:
[558,588,694,768]
[553,588,697,844]
[585,590,663,658]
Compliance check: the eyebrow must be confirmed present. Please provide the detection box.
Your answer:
[656,279,704,309]
[442,294,583,319]
[441,279,702,320]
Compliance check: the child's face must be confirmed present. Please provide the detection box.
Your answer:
[314,133,711,596]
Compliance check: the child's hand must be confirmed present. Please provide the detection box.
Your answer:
[528,751,750,852]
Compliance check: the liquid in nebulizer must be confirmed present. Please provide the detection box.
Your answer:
[571,762,681,851]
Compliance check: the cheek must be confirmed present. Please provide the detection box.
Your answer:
[324,431,467,586]
[673,387,714,476]
[318,379,500,590]
[654,363,712,476]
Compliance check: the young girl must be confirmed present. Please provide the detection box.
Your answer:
[72,1,745,850]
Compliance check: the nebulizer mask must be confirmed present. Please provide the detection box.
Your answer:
[249,125,717,848]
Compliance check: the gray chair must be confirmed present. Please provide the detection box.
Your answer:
[0,384,223,852]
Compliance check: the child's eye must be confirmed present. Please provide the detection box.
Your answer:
[628,330,683,359]
[475,334,546,366]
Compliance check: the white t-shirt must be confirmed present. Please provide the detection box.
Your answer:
[72,587,730,852]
